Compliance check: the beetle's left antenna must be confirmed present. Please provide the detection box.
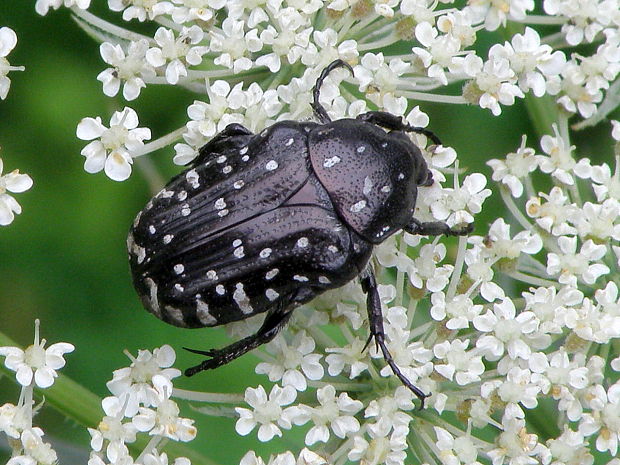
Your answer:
[311,59,354,124]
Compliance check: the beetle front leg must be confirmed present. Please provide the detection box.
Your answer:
[311,59,353,124]
[405,218,473,237]
[184,306,292,376]
[360,268,429,407]
[356,111,442,146]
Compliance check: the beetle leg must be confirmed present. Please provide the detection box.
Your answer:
[311,59,353,124]
[192,123,254,166]
[356,111,442,146]
[184,306,292,376]
[405,218,474,237]
[360,268,429,407]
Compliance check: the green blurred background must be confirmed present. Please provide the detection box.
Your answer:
[0,1,615,464]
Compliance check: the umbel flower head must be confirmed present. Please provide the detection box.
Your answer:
[30,0,620,464]
[0,319,73,388]
[0,321,73,465]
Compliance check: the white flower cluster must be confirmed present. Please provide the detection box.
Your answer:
[87,345,196,465]
[205,119,620,465]
[0,26,32,225]
[46,0,616,180]
[0,320,74,465]
[30,0,620,464]
[76,107,151,181]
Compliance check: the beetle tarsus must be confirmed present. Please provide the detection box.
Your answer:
[184,308,293,377]
[405,218,473,237]
[360,268,429,408]
[311,59,353,124]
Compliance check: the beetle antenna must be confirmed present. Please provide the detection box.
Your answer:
[311,59,354,124]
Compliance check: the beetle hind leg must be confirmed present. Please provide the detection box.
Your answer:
[184,306,292,376]
[360,269,429,408]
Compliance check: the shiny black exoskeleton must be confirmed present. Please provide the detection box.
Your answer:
[128,60,471,405]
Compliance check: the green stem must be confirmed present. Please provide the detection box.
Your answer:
[0,331,219,465]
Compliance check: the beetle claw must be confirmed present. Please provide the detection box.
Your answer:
[183,346,218,357]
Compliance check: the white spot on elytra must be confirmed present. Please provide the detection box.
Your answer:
[265,268,279,280]
[296,237,309,248]
[165,306,185,326]
[265,288,279,301]
[382,225,390,232]
[319,276,331,284]
[260,248,272,258]
[174,283,184,292]
[234,246,245,258]
[196,298,216,325]
[397,172,405,180]
[181,204,191,216]
[381,185,391,193]
[233,180,245,189]
[186,169,200,188]
[144,278,161,316]
[233,283,253,314]
[363,176,373,196]
[132,211,143,229]
[223,165,232,174]
[206,270,218,280]
[233,239,243,247]
[215,198,226,210]
[217,155,227,163]
[148,225,156,234]
[240,146,248,155]
[177,190,188,201]
[381,142,388,148]
[293,275,308,282]
[161,190,174,198]
[242,155,250,162]
[285,138,294,146]
[328,245,338,253]
[218,209,229,217]
[216,284,226,295]
[356,145,366,153]
[174,264,185,275]
[350,200,367,212]
[266,160,278,171]
[323,155,341,168]
[163,234,174,244]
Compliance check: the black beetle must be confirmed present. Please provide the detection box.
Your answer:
[127,60,471,404]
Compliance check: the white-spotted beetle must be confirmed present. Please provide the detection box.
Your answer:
[128,60,471,405]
